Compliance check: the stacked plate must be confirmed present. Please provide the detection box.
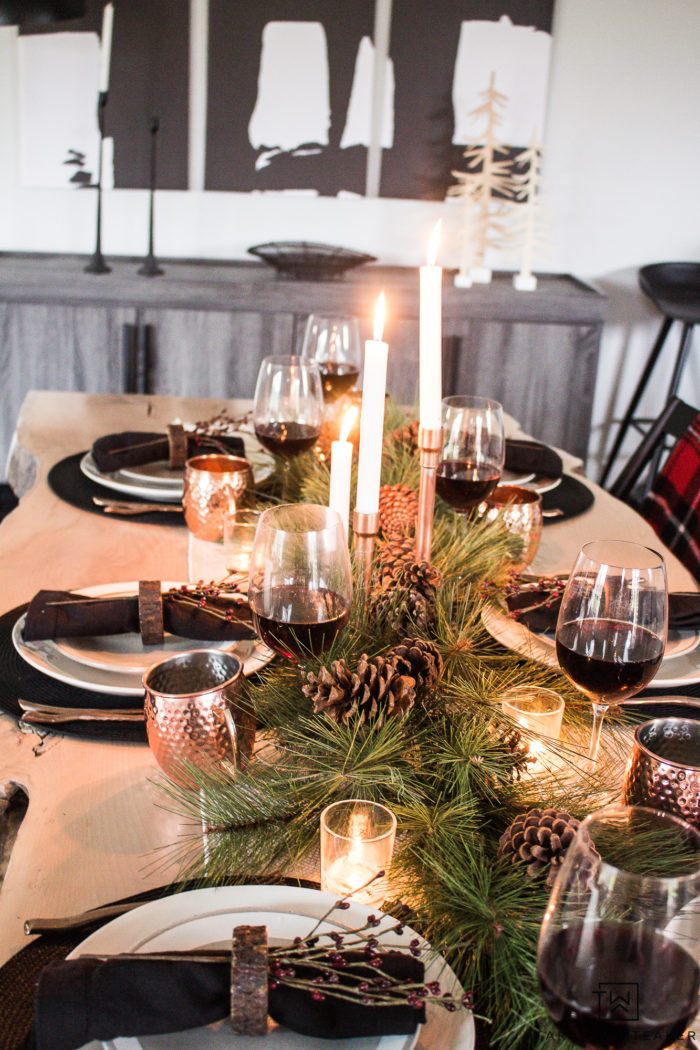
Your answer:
[13,583,274,696]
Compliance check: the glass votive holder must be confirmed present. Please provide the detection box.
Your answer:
[224,509,262,575]
[320,799,397,908]
[501,686,565,740]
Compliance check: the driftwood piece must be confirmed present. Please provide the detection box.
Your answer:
[138,580,164,646]
[167,422,188,469]
[231,924,268,1035]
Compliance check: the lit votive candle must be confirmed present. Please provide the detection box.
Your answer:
[501,686,565,774]
[224,509,262,575]
[320,799,397,908]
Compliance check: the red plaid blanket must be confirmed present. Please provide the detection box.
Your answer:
[642,410,700,581]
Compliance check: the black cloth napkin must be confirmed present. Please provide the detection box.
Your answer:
[92,431,246,473]
[505,439,563,479]
[32,950,425,1050]
[22,588,255,643]
[507,585,700,634]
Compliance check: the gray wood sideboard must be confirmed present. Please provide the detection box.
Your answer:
[0,254,606,478]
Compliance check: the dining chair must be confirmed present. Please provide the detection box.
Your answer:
[610,396,700,582]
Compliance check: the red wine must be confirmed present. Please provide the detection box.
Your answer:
[254,422,320,457]
[538,923,699,1050]
[250,585,350,660]
[436,460,501,512]
[556,619,664,704]
[319,362,360,400]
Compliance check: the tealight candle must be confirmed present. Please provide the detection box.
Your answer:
[320,799,396,908]
[329,406,358,540]
[355,294,388,515]
[419,221,442,431]
[501,686,565,775]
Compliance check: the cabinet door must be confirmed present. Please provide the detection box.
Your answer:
[140,308,296,399]
[0,302,136,476]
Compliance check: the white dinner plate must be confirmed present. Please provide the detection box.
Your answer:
[482,604,700,689]
[500,468,535,487]
[13,582,274,695]
[82,428,274,503]
[70,885,474,1050]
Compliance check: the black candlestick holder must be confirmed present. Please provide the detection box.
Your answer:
[138,116,163,277]
[84,91,111,275]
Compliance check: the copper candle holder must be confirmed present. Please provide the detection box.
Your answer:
[415,426,442,564]
[353,509,380,589]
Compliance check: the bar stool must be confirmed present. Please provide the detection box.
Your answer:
[600,262,700,487]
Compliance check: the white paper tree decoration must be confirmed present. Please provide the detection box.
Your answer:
[509,136,546,291]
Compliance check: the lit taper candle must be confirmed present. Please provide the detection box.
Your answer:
[99,3,114,93]
[419,220,443,430]
[329,406,358,540]
[355,294,388,515]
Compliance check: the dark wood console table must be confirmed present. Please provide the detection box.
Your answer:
[0,254,606,475]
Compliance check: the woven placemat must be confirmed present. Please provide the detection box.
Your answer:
[48,453,184,526]
[0,878,319,1050]
[541,474,594,525]
[0,604,146,744]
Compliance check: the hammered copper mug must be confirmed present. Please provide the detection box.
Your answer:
[183,454,253,542]
[482,484,543,571]
[143,649,243,784]
[623,717,700,827]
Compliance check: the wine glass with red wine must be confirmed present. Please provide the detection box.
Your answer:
[538,805,700,1050]
[436,396,505,514]
[254,355,324,495]
[555,540,667,761]
[247,504,353,662]
[300,315,362,402]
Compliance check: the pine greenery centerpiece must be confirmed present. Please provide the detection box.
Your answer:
[158,405,635,1049]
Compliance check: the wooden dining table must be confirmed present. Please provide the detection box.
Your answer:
[0,389,696,982]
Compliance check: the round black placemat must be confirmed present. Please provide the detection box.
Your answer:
[0,604,146,744]
[541,474,594,524]
[0,877,319,1050]
[48,453,184,526]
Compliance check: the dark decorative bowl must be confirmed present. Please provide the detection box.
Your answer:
[247,241,376,280]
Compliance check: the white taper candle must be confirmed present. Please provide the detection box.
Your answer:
[419,220,443,430]
[355,294,388,515]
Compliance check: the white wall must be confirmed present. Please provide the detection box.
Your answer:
[1,0,699,478]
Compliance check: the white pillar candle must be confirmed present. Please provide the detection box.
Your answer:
[99,3,114,93]
[355,294,388,515]
[419,220,443,430]
[329,406,357,540]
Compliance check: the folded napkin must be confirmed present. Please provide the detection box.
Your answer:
[32,950,425,1050]
[92,430,246,474]
[507,582,700,634]
[22,587,254,644]
[505,439,563,479]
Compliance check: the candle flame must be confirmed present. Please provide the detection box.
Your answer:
[427,220,442,266]
[373,292,386,342]
[339,405,358,443]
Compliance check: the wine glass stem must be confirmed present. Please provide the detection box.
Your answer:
[588,701,608,762]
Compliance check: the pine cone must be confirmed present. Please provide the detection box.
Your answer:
[388,637,443,691]
[489,721,534,780]
[379,484,418,538]
[376,536,417,584]
[498,808,580,885]
[303,654,416,727]
[385,419,420,455]
[373,561,442,633]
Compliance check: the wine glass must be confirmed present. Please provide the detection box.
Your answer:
[253,355,324,496]
[555,540,667,761]
[436,395,505,513]
[247,504,353,662]
[538,805,700,1050]
[300,315,362,402]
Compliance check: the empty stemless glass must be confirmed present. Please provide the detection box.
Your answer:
[300,315,362,402]
[538,805,700,1050]
[436,396,505,514]
[247,504,353,662]
[555,540,668,762]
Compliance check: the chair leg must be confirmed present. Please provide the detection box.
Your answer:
[666,323,695,400]
[599,315,673,485]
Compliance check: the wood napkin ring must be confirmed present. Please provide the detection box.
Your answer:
[231,924,268,1035]
[138,580,164,646]
[167,423,188,469]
